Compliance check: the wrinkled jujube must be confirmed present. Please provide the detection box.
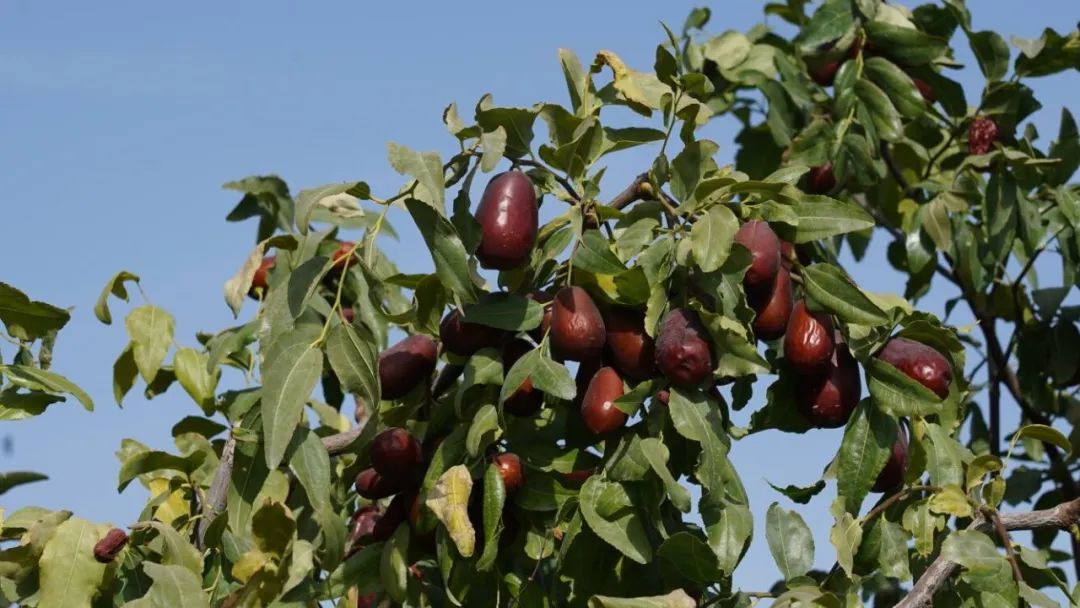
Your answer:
[877,337,953,399]
[655,308,714,388]
[784,300,835,375]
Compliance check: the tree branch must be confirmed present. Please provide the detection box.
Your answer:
[196,432,236,548]
[322,426,364,456]
[984,507,1024,584]
[896,497,1080,608]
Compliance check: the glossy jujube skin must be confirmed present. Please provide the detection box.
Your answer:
[796,340,861,428]
[371,427,424,480]
[354,467,401,500]
[872,426,909,493]
[784,300,835,375]
[503,339,544,416]
[655,308,714,388]
[550,287,606,362]
[372,491,411,541]
[734,221,781,293]
[439,308,505,356]
[807,163,837,194]
[750,267,793,341]
[475,171,538,270]
[378,334,438,400]
[348,505,382,547]
[493,453,524,494]
[877,337,953,399]
[580,367,627,436]
[602,307,656,382]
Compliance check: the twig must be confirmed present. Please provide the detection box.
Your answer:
[984,507,1024,584]
[605,173,649,210]
[896,497,1080,608]
[196,432,237,548]
[988,357,1001,456]
[861,485,940,525]
[881,141,920,200]
[322,426,364,456]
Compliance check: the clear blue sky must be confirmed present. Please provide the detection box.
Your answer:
[1,0,1076,597]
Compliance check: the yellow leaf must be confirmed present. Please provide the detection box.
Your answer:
[425,465,475,557]
[929,485,973,518]
[232,549,270,583]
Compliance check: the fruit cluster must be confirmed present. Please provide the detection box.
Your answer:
[338,167,960,561]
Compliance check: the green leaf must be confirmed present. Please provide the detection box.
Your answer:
[0,282,70,341]
[1013,424,1072,457]
[475,463,506,571]
[143,521,203,575]
[141,562,211,608]
[173,348,218,412]
[387,142,445,212]
[1015,27,1080,78]
[875,519,912,581]
[829,510,863,577]
[476,104,537,159]
[968,30,1010,82]
[125,305,175,384]
[405,198,476,303]
[667,388,730,494]
[287,255,331,318]
[657,532,722,586]
[941,530,1006,576]
[837,403,896,512]
[579,476,652,564]
[701,497,753,575]
[766,479,827,505]
[260,325,324,469]
[866,357,944,417]
[94,271,140,325]
[480,127,508,173]
[588,590,696,608]
[903,499,945,557]
[288,427,331,505]
[924,422,964,487]
[466,404,502,458]
[670,140,719,208]
[780,196,875,243]
[863,57,926,118]
[0,365,94,411]
[463,293,542,331]
[765,503,815,580]
[801,263,889,325]
[499,347,574,405]
[690,205,739,273]
[325,321,381,416]
[0,388,63,420]
[223,234,297,317]
[426,465,475,557]
[38,518,111,608]
[295,182,369,233]
[864,20,948,65]
[573,230,628,275]
[0,471,48,495]
[799,0,854,50]
[855,78,903,142]
[639,438,691,513]
[118,449,202,492]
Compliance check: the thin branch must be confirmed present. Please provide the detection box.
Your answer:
[605,173,649,210]
[322,426,364,456]
[196,432,236,549]
[861,485,940,525]
[988,357,1001,456]
[896,497,1080,608]
[984,507,1024,584]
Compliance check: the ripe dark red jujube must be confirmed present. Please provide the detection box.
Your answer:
[580,366,627,436]
[371,427,424,481]
[877,337,953,399]
[475,171,539,270]
[354,467,401,500]
[439,308,506,356]
[550,287,606,362]
[602,307,656,382]
[378,334,438,400]
[872,426,909,493]
[655,308,714,388]
[734,220,781,294]
[749,267,793,341]
[795,339,861,428]
[784,300,835,375]
[493,453,524,494]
